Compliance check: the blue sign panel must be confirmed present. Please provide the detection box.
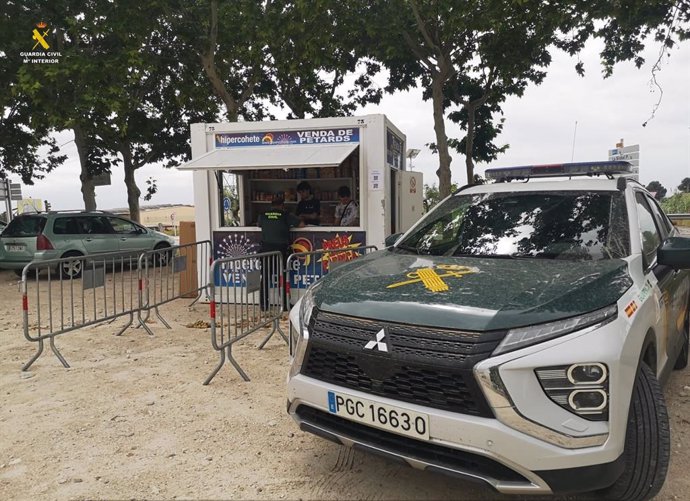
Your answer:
[215,128,360,148]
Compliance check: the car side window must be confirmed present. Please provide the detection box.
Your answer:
[108,217,137,234]
[79,216,113,235]
[646,195,674,236]
[634,192,662,268]
[53,217,81,235]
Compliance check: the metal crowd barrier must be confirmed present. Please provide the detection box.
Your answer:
[204,251,287,385]
[21,250,142,370]
[20,240,211,371]
[285,245,378,356]
[136,240,212,335]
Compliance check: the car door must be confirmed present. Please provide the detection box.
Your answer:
[106,216,152,252]
[645,194,690,360]
[633,192,682,372]
[77,216,118,255]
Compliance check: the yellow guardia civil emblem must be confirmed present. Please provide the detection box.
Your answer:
[387,265,478,292]
[32,22,50,50]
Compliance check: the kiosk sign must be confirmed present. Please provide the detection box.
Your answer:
[215,128,359,148]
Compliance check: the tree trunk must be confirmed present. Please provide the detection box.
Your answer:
[73,125,97,211]
[431,72,453,198]
[465,102,477,184]
[121,144,141,222]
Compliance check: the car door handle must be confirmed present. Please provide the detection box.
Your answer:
[84,238,93,242]
[120,237,127,241]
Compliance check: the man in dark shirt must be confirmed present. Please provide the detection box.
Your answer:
[295,181,320,225]
[257,192,302,311]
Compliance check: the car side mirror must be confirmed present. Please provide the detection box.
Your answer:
[385,232,403,247]
[657,237,690,269]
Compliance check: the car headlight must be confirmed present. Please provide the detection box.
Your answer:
[493,305,617,356]
[289,284,319,378]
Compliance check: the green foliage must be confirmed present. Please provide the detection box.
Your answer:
[0,2,67,183]
[661,193,690,214]
[645,180,667,200]
[423,182,459,212]
[678,177,690,193]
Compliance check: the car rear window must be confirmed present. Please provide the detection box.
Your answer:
[2,216,47,237]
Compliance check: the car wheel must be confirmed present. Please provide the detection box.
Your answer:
[60,251,84,279]
[13,269,23,277]
[598,363,670,501]
[674,309,689,370]
[153,243,171,267]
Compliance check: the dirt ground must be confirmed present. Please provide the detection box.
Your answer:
[1,268,689,501]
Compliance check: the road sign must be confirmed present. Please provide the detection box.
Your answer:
[0,181,22,201]
[170,212,176,223]
[91,172,111,187]
[608,144,640,179]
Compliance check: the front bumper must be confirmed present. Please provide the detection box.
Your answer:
[287,298,643,494]
[288,376,625,494]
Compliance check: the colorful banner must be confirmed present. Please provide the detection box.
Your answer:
[215,128,359,148]
[212,230,367,288]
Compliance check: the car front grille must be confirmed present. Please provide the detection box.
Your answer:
[301,310,504,418]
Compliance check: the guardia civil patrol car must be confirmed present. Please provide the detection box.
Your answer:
[287,161,690,500]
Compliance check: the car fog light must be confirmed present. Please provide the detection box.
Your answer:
[567,363,607,385]
[535,363,609,421]
[569,389,608,412]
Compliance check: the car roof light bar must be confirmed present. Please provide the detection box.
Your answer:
[485,161,633,182]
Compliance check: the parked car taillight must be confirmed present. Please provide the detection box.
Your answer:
[36,233,54,251]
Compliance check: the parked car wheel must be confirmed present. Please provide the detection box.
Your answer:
[598,363,670,501]
[60,251,84,279]
[153,243,172,267]
[674,310,689,370]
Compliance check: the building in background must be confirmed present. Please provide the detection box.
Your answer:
[108,204,195,233]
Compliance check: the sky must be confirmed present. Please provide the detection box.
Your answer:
[15,37,690,211]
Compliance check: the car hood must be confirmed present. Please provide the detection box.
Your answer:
[313,250,632,331]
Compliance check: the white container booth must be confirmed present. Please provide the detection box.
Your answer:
[178,114,422,298]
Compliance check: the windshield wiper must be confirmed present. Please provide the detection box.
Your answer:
[453,252,517,259]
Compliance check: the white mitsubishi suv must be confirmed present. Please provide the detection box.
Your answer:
[287,161,690,500]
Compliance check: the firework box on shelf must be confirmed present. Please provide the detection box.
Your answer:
[179,221,198,297]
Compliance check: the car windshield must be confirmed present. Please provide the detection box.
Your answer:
[397,190,630,261]
[2,216,47,237]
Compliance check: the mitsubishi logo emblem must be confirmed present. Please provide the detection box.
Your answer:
[364,328,388,352]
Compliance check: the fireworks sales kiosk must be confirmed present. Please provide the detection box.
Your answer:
[177,114,423,296]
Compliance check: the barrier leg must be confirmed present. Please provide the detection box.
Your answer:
[22,339,45,371]
[258,318,288,349]
[154,307,172,329]
[49,336,70,368]
[226,344,250,382]
[136,309,155,336]
[203,345,226,385]
[114,312,134,337]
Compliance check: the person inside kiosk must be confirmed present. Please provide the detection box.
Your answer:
[335,185,359,226]
[295,181,321,226]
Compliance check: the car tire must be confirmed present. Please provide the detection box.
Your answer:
[13,269,23,277]
[60,251,84,279]
[153,243,171,267]
[597,363,670,501]
[674,310,689,370]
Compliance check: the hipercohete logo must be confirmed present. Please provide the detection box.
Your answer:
[20,22,62,64]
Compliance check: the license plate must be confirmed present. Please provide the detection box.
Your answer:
[6,244,24,252]
[327,391,430,440]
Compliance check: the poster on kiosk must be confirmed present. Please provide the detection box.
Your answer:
[177,114,423,302]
